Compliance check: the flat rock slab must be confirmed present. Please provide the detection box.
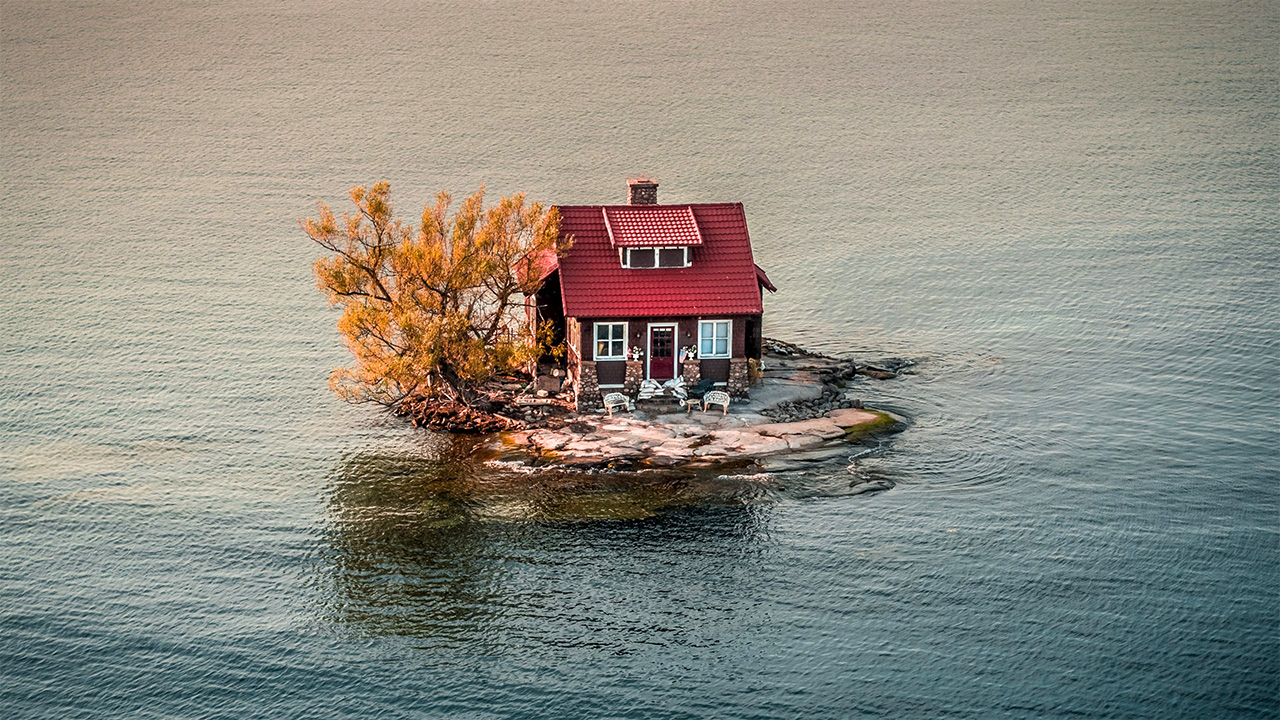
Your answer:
[785,434,820,450]
[750,417,846,440]
[740,434,792,455]
[825,408,882,427]
[501,406,890,467]
[497,362,897,468]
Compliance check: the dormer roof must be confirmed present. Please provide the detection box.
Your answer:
[602,205,704,247]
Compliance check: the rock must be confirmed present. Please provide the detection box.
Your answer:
[562,439,601,453]
[737,434,790,455]
[646,456,683,467]
[599,445,644,459]
[535,375,563,392]
[651,438,697,458]
[638,428,679,443]
[752,418,845,440]
[709,429,755,448]
[783,434,821,449]
[492,337,907,469]
[825,408,881,428]
[605,435,645,450]
[528,430,569,450]
[860,367,896,380]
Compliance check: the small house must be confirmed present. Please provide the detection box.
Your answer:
[526,179,776,411]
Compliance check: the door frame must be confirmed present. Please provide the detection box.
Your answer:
[645,322,678,380]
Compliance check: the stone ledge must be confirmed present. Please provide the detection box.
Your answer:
[498,406,898,468]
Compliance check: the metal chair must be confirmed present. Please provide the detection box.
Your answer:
[603,392,630,416]
[702,390,731,415]
[684,377,717,413]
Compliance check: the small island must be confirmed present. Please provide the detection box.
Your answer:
[494,340,906,469]
[306,178,908,471]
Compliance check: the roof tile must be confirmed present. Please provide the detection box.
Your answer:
[554,203,769,318]
[603,205,703,247]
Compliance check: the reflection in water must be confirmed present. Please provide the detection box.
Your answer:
[316,433,792,644]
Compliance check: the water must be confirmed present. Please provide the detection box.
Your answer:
[2,0,1277,717]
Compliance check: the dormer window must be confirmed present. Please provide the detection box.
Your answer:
[621,246,690,269]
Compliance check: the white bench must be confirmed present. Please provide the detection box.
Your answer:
[702,390,731,415]
[603,392,631,416]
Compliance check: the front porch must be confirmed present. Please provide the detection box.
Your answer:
[571,356,751,412]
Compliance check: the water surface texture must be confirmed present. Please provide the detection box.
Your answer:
[2,1,1277,718]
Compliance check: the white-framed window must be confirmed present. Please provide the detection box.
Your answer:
[621,246,690,269]
[699,320,731,358]
[624,248,655,268]
[658,247,688,267]
[594,322,627,360]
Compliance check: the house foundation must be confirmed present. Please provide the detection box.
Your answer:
[728,358,750,398]
[681,359,701,386]
[576,360,602,411]
[623,360,643,395]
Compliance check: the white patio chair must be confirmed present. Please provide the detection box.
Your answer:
[702,390,731,416]
[603,392,631,416]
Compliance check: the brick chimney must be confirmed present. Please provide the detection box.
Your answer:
[627,177,659,205]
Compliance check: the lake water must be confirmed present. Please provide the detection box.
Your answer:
[2,1,1277,717]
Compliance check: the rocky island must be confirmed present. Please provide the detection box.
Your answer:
[304,180,909,462]
[494,341,908,469]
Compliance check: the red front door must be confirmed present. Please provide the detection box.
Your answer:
[648,326,675,380]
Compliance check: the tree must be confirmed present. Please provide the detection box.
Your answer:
[303,181,567,416]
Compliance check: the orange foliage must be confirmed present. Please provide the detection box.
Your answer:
[303,181,567,408]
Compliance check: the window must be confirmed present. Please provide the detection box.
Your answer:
[699,320,731,358]
[622,246,690,269]
[625,248,655,268]
[595,322,627,360]
[658,248,686,267]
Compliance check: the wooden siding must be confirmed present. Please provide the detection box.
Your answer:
[572,314,761,384]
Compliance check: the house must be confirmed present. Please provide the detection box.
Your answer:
[525,179,776,411]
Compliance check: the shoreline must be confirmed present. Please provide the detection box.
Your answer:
[493,343,907,468]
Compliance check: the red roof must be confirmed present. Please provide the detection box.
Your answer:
[518,247,559,286]
[755,263,777,293]
[603,205,703,247]
[551,203,772,318]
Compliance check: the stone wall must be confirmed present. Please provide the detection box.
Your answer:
[728,358,750,399]
[623,360,643,396]
[681,359,701,386]
[576,360,602,411]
